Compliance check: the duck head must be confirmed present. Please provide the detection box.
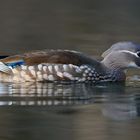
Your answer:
[101,41,140,70]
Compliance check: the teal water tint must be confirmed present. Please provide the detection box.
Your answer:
[0,82,140,140]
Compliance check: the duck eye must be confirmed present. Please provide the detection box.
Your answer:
[137,51,140,57]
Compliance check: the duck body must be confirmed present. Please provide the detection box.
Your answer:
[0,50,119,83]
[0,41,140,83]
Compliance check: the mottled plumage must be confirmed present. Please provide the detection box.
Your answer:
[0,41,140,83]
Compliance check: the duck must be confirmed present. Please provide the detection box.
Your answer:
[0,41,140,83]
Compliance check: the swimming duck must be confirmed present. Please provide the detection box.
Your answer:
[0,41,140,83]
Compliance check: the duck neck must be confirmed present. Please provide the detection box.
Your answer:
[101,60,126,82]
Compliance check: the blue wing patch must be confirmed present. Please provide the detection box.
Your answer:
[0,60,25,74]
[6,59,25,68]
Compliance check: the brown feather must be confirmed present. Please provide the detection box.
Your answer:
[1,50,100,67]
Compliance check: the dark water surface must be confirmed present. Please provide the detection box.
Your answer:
[0,0,140,140]
[0,81,140,140]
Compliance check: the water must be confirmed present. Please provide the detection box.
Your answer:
[0,81,140,140]
[0,0,140,140]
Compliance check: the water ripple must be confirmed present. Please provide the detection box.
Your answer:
[0,82,139,107]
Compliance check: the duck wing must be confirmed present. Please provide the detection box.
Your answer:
[1,50,100,66]
[0,50,105,82]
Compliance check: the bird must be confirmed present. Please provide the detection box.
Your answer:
[0,41,140,83]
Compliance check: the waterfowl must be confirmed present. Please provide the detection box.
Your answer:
[0,41,140,83]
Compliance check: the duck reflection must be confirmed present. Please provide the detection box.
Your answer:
[0,82,139,120]
[102,101,138,121]
[0,82,96,106]
[101,85,140,121]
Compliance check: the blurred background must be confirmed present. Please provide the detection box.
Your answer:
[0,0,140,57]
[0,1,140,140]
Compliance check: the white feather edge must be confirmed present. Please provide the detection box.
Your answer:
[0,62,12,74]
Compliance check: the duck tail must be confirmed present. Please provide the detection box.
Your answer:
[0,55,9,59]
